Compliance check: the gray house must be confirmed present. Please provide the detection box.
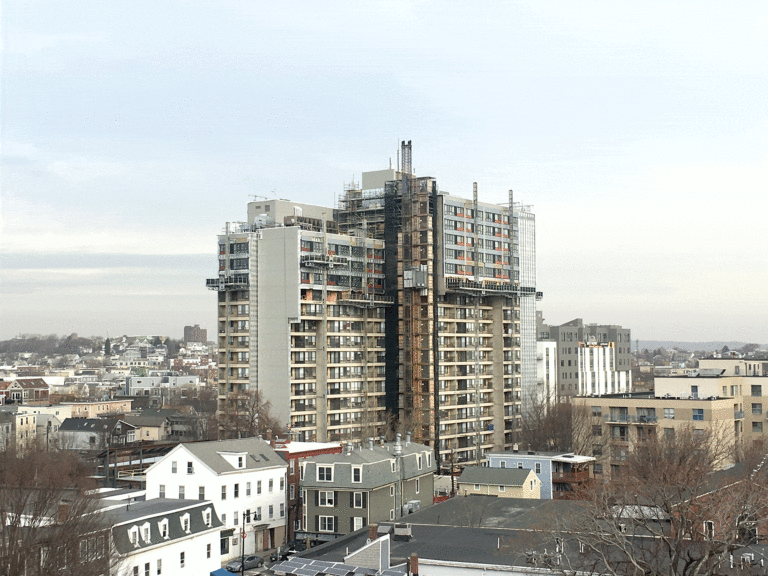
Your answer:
[298,434,436,542]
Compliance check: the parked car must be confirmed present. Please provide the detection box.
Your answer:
[226,555,264,572]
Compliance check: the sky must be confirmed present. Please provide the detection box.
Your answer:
[1,1,767,343]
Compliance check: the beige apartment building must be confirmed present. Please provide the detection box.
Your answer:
[575,357,768,477]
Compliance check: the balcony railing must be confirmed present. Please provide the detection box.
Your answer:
[735,410,745,419]
[605,414,658,424]
[552,469,590,484]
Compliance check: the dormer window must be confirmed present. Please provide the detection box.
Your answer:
[180,513,191,533]
[238,456,243,468]
[317,465,333,482]
[417,455,423,470]
[128,527,139,547]
[158,519,169,539]
[203,508,212,527]
[141,522,151,543]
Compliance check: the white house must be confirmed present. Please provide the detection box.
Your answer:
[144,438,288,561]
[108,499,222,576]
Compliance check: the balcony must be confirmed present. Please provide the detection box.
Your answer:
[605,414,658,425]
[552,469,590,484]
[735,410,745,419]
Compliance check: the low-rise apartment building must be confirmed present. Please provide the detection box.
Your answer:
[457,466,540,498]
[298,435,435,542]
[486,449,595,499]
[61,399,133,418]
[144,438,288,561]
[273,439,343,542]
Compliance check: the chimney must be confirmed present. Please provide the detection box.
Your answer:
[270,437,276,448]
[57,502,71,524]
[368,438,374,450]
[408,553,419,575]
[513,443,518,453]
[394,433,403,456]
[380,435,385,446]
[368,523,378,541]
[345,442,353,455]
[405,431,411,446]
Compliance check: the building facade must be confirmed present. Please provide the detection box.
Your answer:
[144,438,288,561]
[208,143,539,468]
[273,440,343,542]
[297,435,435,542]
[538,316,632,401]
[485,450,594,499]
[183,324,208,343]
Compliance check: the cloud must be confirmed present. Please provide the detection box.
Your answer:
[48,159,129,184]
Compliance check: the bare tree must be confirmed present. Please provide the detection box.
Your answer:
[0,449,122,576]
[560,424,768,576]
[218,389,284,440]
[518,398,596,456]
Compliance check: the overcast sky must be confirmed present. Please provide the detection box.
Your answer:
[1,1,766,343]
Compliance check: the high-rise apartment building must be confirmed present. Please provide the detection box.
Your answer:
[537,315,632,401]
[183,324,208,343]
[208,142,539,467]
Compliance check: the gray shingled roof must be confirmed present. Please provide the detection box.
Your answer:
[458,466,532,487]
[109,499,223,555]
[177,438,286,474]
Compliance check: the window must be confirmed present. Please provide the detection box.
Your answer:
[257,480,262,494]
[752,385,762,397]
[592,425,602,436]
[290,484,295,499]
[280,503,285,518]
[535,463,541,474]
[753,403,763,415]
[319,516,334,532]
[245,509,251,523]
[134,567,139,576]
[753,421,763,433]
[238,456,243,468]
[415,478,420,494]
[391,460,396,473]
[593,444,603,456]
[664,408,675,419]
[318,466,333,482]
[427,452,432,468]
[269,505,274,519]
[234,483,239,498]
[704,520,715,539]
[171,461,177,474]
[591,406,602,417]
[159,485,165,498]
[142,524,150,542]
[128,527,139,546]
[221,485,227,500]
[180,552,185,568]
[246,482,251,496]
[290,459,295,474]
[187,461,193,474]
[180,513,190,533]
[159,519,168,538]
[530,480,535,489]
[353,492,363,508]
[178,486,185,499]
[269,479,274,493]
[517,462,523,469]
[500,461,506,468]
[300,464,305,481]
[594,463,603,475]
[353,517,364,531]
[157,559,162,575]
[390,485,395,497]
[203,509,211,527]
[256,507,262,521]
[319,491,334,506]
[390,509,395,520]
[417,455,423,470]
[145,562,150,576]
[207,543,211,559]
[693,408,704,421]
[198,486,205,500]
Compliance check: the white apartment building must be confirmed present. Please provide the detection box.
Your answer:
[109,499,222,576]
[144,438,288,561]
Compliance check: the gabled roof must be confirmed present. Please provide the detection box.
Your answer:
[155,438,286,476]
[458,466,533,487]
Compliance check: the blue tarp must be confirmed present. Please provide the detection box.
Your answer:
[211,569,235,576]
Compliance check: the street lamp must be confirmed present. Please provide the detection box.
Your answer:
[241,511,247,576]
